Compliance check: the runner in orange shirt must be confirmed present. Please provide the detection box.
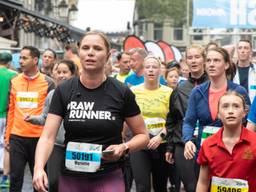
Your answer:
[5,46,55,192]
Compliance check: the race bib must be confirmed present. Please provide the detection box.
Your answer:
[201,126,220,146]
[211,176,248,192]
[193,120,199,137]
[250,85,256,90]
[65,142,102,173]
[249,85,256,102]
[144,117,165,136]
[16,92,39,108]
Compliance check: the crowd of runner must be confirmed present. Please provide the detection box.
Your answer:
[0,31,256,192]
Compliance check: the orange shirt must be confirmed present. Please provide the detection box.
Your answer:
[209,84,227,121]
[72,57,81,73]
[5,72,55,142]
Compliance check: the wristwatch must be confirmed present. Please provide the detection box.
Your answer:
[160,132,166,140]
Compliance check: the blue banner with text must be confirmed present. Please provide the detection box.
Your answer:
[192,0,256,28]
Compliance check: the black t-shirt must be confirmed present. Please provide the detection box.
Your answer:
[238,66,250,92]
[49,77,140,175]
[49,76,140,146]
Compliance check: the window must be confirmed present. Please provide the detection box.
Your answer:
[193,29,203,41]
[138,24,143,37]
[173,28,183,41]
[193,35,203,41]
[154,23,163,40]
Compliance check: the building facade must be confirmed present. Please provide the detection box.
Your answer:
[0,0,80,51]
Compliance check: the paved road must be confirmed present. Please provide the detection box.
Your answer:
[0,165,33,192]
[22,165,34,192]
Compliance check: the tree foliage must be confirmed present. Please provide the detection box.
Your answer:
[136,0,191,26]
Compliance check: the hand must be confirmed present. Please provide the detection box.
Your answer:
[165,152,174,164]
[102,144,126,161]
[147,135,162,150]
[184,141,196,160]
[32,168,48,192]
[24,113,31,122]
[4,142,10,151]
[147,135,162,149]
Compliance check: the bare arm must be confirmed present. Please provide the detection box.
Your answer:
[24,91,54,125]
[124,114,149,152]
[196,164,210,192]
[121,122,129,141]
[33,114,62,192]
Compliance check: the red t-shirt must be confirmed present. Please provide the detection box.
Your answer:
[197,127,256,192]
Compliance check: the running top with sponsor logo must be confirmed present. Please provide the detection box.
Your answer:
[131,84,172,137]
[49,76,140,145]
[48,77,140,174]
[5,72,55,142]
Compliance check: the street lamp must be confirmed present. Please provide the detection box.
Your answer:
[0,12,4,22]
[58,0,68,19]
[0,16,4,23]
[68,4,78,23]
[127,21,132,35]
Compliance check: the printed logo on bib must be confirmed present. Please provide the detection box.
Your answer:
[67,101,116,122]
[201,126,220,146]
[16,92,39,108]
[210,176,248,192]
[144,117,165,136]
[65,142,102,173]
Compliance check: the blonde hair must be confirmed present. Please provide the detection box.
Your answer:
[143,55,162,67]
[185,44,206,61]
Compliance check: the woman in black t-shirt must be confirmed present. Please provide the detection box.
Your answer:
[33,31,149,192]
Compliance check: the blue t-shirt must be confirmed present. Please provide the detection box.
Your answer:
[248,96,256,124]
[124,72,166,86]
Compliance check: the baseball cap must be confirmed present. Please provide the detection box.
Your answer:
[0,52,12,63]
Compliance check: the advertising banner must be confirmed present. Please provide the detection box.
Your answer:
[192,0,256,28]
